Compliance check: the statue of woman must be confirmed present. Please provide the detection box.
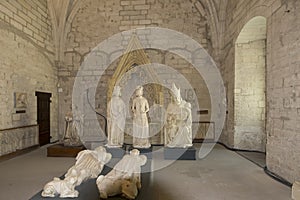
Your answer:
[106,86,126,148]
[164,83,193,148]
[132,86,151,148]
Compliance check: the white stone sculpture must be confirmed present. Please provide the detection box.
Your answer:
[164,83,193,148]
[41,176,78,198]
[132,86,151,148]
[65,146,112,186]
[42,146,111,198]
[106,86,126,148]
[63,109,84,147]
[96,149,147,199]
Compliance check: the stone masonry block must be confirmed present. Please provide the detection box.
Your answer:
[131,0,146,5]
[292,181,300,200]
[134,5,150,10]
[138,19,151,25]
[120,0,131,6]
[14,14,27,25]
[119,10,141,16]
[10,19,23,30]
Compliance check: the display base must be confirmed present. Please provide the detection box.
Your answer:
[164,147,196,160]
[47,144,85,157]
[105,145,126,158]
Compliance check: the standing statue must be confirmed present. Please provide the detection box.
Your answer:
[132,86,151,148]
[164,83,193,148]
[96,149,147,199]
[42,146,112,198]
[106,86,126,148]
[63,108,84,147]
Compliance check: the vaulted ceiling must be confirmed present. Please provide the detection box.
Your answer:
[47,0,227,63]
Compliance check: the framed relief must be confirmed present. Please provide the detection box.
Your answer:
[14,92,28,108]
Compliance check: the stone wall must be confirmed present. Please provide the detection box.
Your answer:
[234,40,266,152]
[221,0,300,183]
[0,125,39,156]
[59,0,213,140]
[266,0,300,183]
[0,0,53,51]
[0,1,58,141]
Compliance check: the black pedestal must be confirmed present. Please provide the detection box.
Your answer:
[105,146,126,158]
[164,147,196,160]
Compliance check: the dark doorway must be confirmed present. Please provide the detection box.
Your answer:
[36,92,51,146]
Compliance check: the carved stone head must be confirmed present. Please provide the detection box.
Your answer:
[171,83,182,104]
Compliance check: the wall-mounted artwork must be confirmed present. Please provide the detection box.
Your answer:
[14,92,28,108]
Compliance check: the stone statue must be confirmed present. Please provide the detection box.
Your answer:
[164,83,193,148]
[42,146,111,198]
[41,176,78,198]
[106,86,126,148]
[62,109,84,147]
[96,149,147,199]
[64,146,112,186]
[132,86,151,148]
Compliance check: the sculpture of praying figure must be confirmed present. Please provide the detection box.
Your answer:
[132,86,151,149]
[63,108,84,147]
[96,149,147,199]
[106,86,126,148]
[164,83,193,148]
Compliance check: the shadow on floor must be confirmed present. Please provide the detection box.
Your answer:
[235,151,266,168]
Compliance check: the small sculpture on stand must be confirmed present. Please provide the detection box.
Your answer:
[42,146,112,198]
[164,83,193,148]
[62,107,84,147]
[96,149,147,199]
[132,86,151,148]
[106,86,126,148]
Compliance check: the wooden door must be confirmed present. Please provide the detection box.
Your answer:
[36,92,51,146]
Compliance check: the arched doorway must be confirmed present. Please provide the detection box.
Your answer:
[234,16,267,152]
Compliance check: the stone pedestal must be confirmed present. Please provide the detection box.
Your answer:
[292,181,300,200]
[47,144,85,157]
[164,147,196,160]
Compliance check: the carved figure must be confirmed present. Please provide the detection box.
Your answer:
[42,146,111,198]
[164,83,193,148]
[96,149,147,199]
[106,86,126,147]
[132,86,151,148]
[65,146,112,186]
[41,176,78,198]
[15,92,27,108]
[63,108,84,147]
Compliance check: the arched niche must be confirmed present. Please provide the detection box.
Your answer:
[234,16,267,152]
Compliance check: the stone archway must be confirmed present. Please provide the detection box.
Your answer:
[234,16,267,152]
